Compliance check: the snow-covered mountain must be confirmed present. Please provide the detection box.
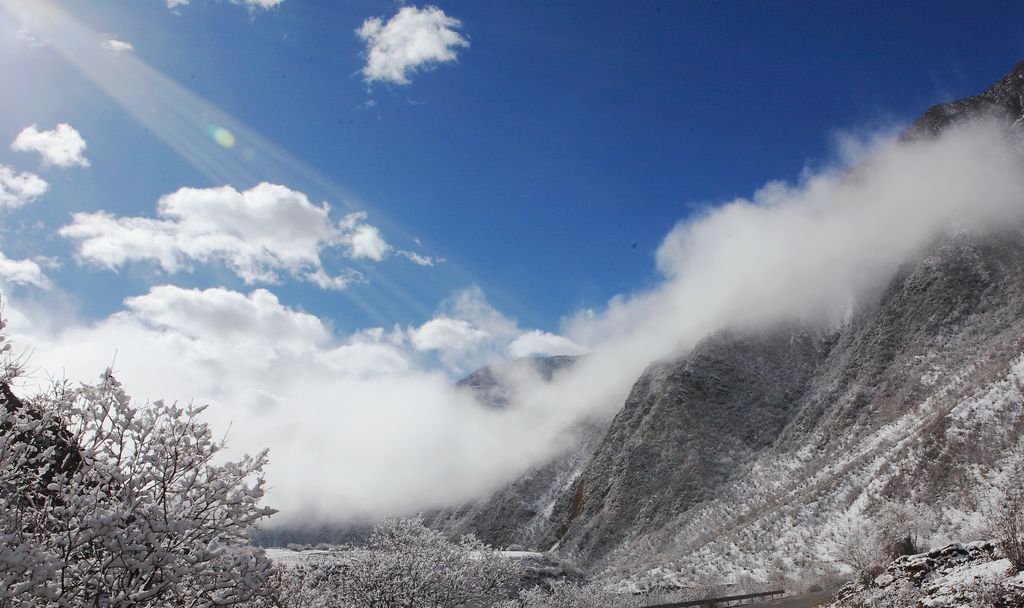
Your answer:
[434,61,1024,591]
[428,355,614,551]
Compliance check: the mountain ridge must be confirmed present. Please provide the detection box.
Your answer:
[432,61,1024,591]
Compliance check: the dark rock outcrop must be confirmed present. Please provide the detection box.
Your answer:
[905,60,1024,140]
[829,542,1024,607]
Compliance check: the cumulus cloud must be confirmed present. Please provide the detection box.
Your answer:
[10,119,1024,526]
[340,211,391,261]
[167,0,284,10]
[404,286,526,373]
[126,286,328,348]
[411,317,488,353]
[507,330,587,359]
[0,166,47,209]
[0,251,51,289]
[58,183,425,289]
[357,5,468,85]
[101,38,133,53]
[11,123,89,168]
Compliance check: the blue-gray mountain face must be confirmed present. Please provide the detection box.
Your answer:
[429,355,615,551]
[456,355,579,410]
[433,63,1024,588]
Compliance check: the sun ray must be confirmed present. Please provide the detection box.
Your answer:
[0,0,488,327]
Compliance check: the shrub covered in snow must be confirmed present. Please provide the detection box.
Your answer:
[262,517,524,608]
[835,500,929,585]
[495,579,643,608]
[0,362,276,605]
[992,488,1024,572]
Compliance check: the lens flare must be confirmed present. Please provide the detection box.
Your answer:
[208,125,236,148]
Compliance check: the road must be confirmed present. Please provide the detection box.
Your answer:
[744,591,833,607]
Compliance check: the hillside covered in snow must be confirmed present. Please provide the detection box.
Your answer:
[430,62,1024,596]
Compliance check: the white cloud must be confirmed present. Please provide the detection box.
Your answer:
[507,330,587,359]
[411,317,488,352]
[0,165,48,209]
[0,251,51,289]
[167,0,285,10]
[357,5,468,85]
[340,212,391,261]
[398,250,442,266]
[305,267,366,291]
[11,123,89,168]
[402,286,578,374]
[125,286,328,348]
[101,38,133,53]
[406,287,518,372]
[58,183,418,289]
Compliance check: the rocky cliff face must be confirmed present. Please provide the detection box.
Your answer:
[547,326,829,562]
[436,62,1024,589]
[904,60,1024,140]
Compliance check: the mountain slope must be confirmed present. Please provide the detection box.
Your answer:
[547,325,829,562]
[606,230,1024,588]
[427,355,613,550]
[435,61,1024,589]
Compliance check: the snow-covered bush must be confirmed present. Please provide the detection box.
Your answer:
[0,365,277,606]
[836,501,928,584]
[265,517,524,608]
[992,487,1024,571]
[497,580,643,608]
[875,502,923,561]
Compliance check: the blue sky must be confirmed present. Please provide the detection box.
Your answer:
[3,1,1024,335]
[4,0,1024,521]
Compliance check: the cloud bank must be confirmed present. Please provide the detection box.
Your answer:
[7,284,582,523]
[8,119,1024,526]
[357,5,469,85]
[11,123,89,168]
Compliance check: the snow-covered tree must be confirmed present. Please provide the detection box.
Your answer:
[0,341,277,606]
[835,501,929,583]
[497,580,642,608]
[265,517,524,608]
[993,488,1024,571]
